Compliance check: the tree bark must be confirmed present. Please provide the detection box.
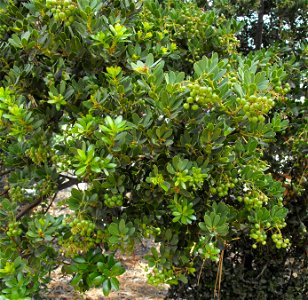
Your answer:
[255,0,264,50]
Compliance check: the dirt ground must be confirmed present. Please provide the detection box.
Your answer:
[40,189,169,300]
[42,255,168,300]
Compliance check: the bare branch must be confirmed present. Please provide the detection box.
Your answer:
[16,197,43,220]
[44,191,58,214]
[58,177,80,191]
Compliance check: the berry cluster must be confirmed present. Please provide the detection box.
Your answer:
[69,219,96,238]
[46,0,76,26]
[250,222,271,248]
[218,34,239,53]
[8,186,26,203]
[26,146,48,165]
[60,218,103,257]
[210,178,238,197]
[237,190,268,209]
[271,232,290,249]
[272,79,290,94]
[173,15,201,37]
[183,83,219,111]
[6,221,22,237]
[104,193,123,208]
[171,7,209,60]
[51,153,71,172]
[36,177,57,197]
[237,95,275,123]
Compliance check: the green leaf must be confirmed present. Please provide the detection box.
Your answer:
[103,279,111,296]
[212,213,221,227]
[110,277,120,291]
[216,224,229,236]
[119,219,126,233]
[110,263,125,276]
[92,275,104,286]
[71,274,83,286]
[199,222,207,231]
[108,223,119,235]
[203,214,212,228]
[77,149,87,160]
[91,165,102,173]
[75,166,87,176]
[97,262,105,272]
[271,205,288,221]
[160,182,170,192]
[109,236,119,244]
[178,274,188,284]
[8,34,22,48]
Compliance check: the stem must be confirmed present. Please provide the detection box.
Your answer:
[197,259,205,285]
[44,191,58,214]
[214,249,224,299]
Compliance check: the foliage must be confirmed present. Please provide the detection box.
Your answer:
[168,0,307,299]
[0,0,305,298]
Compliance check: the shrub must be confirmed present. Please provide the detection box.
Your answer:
[0,0,300,298]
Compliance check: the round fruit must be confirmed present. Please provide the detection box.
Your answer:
[183,103,190,110]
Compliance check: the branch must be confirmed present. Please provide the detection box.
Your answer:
[59,173,77,180]
[44,191,58,214]
[0,190,8,197]
[256,263,267,279]
[16,177,79,220]
[0,169,11,177]
[16,197,43,220]
[58,177,80,191]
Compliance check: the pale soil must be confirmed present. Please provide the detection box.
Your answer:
[40,188,169,300]
[42,256,168,300]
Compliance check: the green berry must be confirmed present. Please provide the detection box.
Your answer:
[192,104,199,110]
[183,103,190,110]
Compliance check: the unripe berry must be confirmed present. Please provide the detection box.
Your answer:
[183,103,190,110]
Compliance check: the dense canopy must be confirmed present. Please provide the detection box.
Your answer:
[0,0,306,298]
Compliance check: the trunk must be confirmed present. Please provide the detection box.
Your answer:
[255,0,264,50]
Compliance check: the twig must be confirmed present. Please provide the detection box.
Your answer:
[256,263,267,279]
[197,259,206,285]
[44,191,58,214]
[214,249,224,299]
